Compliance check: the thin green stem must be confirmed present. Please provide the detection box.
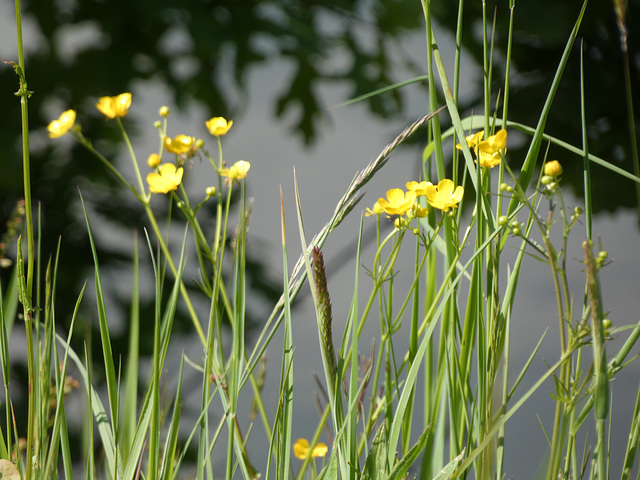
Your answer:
[117,117,147,198]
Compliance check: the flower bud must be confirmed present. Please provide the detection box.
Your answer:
[544,160,563,177]
[499,182,509,191]
[153,120,162,129]
[541,175,554,185]
[206,186,216,197]
[511,227,521,235]
[498,215,509,227]
[195,138,204,149]
[147,153,161,168]
[159,106,170,117]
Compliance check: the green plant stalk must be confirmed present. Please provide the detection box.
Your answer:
[481,0,490,132]
[117,117,147,198]
[14,0,34,298]
[13,2,37,476]
[497,1,515,219]
[39,257,55,468]
[584,240,609,479]
[121,234,140,458]
[226,180,248,480]
[275,187,293,480]
[16,237,36,480]
[451,0,464,184]
[148,245,163,480]
[42,278,84,480]
[197,195,230,480]
[579,42,593,239]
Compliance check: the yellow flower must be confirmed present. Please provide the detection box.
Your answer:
[544,160,563,177]
[220,160,251,184]
[146,163,184,194]
[365,200,384,217]
[413,204,428,218]
[96,93,132,119]
[405,180,430,196]
[164,135,196,155]
[456,129,507,168]
[47,109,76,138]
[147,153,161,168]
[476,129,507,168]
[425,179,464,211]
[206,117,233,136]
[456,131,484,151]
[377,188,416,216]
[293,438,328,460]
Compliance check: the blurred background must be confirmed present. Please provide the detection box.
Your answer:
[1,0,639,476]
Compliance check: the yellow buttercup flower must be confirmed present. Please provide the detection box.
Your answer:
[47,109,76,138]
[365,200,384,217]
[377,188,416,216]
[405,180,430,197]
[476,129,507,168]
[96,93,132,119]
[544,160,563,177]
[425,179,464,211]
[220,160,251,184]
[456,131,484,151]
[147,163,184,194]
[293,438,328,460]
[206,117,233,136]
[456,129,507,168]
[164,135,196,155]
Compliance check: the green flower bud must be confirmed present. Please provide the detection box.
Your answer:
[541,175,554,185]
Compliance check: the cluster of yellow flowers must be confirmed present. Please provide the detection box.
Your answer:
[364,128,510,226]
[47,93,250,196]
[366,179,464,226]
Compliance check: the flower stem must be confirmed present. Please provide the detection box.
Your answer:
[14,2,36,478]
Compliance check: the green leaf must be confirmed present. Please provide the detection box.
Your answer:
[388,426,431,480]
[318,451,339,480]
[363,424,388,480]
[431,451,465,480]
